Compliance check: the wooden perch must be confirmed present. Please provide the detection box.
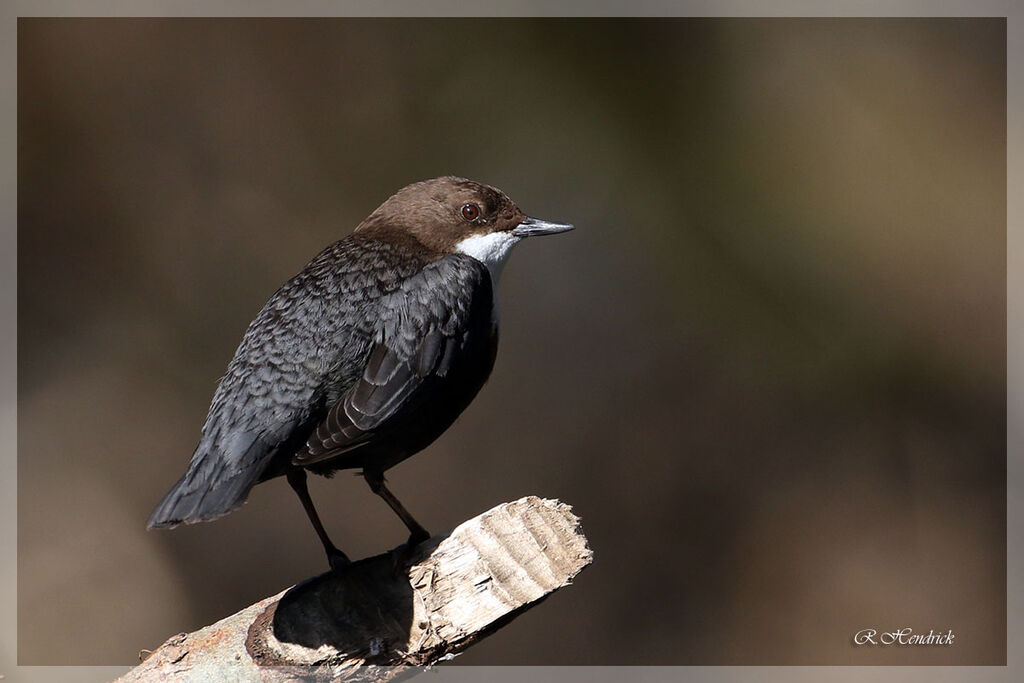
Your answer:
[118,496,592,682]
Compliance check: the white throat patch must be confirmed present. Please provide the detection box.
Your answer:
[454,231,521,286]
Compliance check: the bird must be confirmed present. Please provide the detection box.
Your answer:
[148,176,574,570]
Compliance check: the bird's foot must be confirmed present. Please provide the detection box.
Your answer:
[327,548,352,572]
[390,530,430,577]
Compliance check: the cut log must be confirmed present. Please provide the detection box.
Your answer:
[118,496,592,682]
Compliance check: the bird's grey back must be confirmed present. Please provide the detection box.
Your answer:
[148,233,430,527]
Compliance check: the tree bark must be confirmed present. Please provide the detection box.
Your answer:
[118,496,592,682]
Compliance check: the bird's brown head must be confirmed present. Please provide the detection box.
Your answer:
[356,176,573,280]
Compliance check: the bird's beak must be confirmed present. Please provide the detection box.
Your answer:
[512,216,575,237]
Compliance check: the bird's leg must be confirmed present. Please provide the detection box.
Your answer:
[286,468,351,571]
[363,469,430,546]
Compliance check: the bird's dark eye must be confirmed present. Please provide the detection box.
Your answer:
[460,203,480,221]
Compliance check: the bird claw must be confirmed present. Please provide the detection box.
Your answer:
[328,549,352,572]
[390,545,413,577]
[389,534,427,577]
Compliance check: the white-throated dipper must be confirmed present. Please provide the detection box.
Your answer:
[148,176,574,569]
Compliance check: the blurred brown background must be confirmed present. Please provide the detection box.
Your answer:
[17,18,1005,665]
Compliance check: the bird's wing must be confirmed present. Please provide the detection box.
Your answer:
[149,236,425,526]
[294,253,494,465]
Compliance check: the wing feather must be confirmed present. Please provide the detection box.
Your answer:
[295,254,492,465]
[149,234,426,525]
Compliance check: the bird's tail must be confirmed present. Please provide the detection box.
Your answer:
[147,441,269,529]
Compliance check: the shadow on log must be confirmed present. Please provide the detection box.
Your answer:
[118,496,592,682]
